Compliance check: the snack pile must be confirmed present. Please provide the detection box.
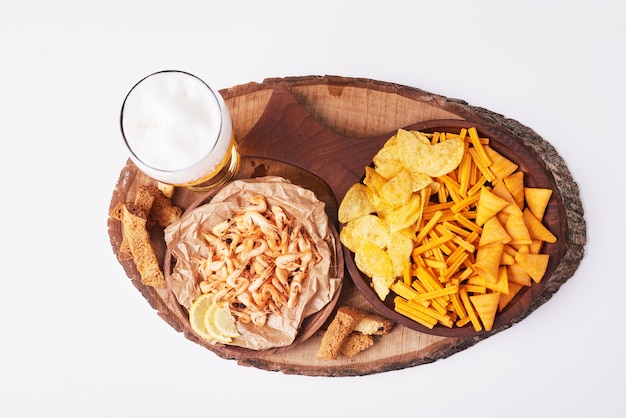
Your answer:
[110,183,182,288]
[316,306,395,360]
[189,194,321,332]
[165,177,340,350]
[339,128,557,332]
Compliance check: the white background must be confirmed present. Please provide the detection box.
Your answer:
[1,1,624,417]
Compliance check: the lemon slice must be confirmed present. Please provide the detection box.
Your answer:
[211,304,240,339]
[189,293,217,341]
[204,304,234,343]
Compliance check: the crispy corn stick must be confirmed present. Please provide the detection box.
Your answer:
[394,298,437,329]
[460,287,482,331]
[413,285,459,302]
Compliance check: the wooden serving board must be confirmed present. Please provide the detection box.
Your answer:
[108,75,586,376]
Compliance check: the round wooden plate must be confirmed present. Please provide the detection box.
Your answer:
[108,75,586,376]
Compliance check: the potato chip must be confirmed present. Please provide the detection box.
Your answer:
[410,171,433,192]
[427,181,441,195]
[338,183,375,224]
[388,229,415,277]
[396,129,465,177]
[384,193,422,232]
[393,129,420,159]
[355,242,393,295]
[364,186,394,216]
[375,159,404,179]
[340,214,389,252]
[372,275,395,301]
[364,166,386,194]
[372,135,399,167]
[379,169,413,208]
[411,129,432,145]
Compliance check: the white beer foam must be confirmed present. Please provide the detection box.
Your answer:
[122,71,231,184]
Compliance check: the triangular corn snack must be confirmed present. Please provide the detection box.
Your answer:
[485,146,518,183]
[500,250,515,265]
[522,208,557,243]
[503,209,532,246]
[479,216,512,247]
[469,266,509,294]
[473,242,504,283]
[507,262,532,286]
[524,187,553,221]
[476,187,510,226]
[470,292,501,331]
[515,252,550,283]
[503,171,525,210]
[498,282,525,312]
[529,239,544,254]
[492,180,516,206]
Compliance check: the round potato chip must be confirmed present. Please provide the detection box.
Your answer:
[355,241,393,279]
[372,275,394,301]
[383,193,422,233]
[339,214,389,252]
[396,129,464,177]
[364,186,394,217]
[409,171,432,192]
[387,229,415,277]
[378,169,413,209]
[375,159,404,179]
[372,135,399,167]
[364,166,386,194]
[338,183,376,224]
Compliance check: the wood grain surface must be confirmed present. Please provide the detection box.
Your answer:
[108,75,586,376]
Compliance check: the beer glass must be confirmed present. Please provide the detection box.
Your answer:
[120,70,239,191]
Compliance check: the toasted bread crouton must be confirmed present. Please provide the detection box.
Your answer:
[157,182,175,199]
[353,313,395,336]
[109,201,126,221]
[110,201,133,260]
[339,332,374,357]
[143,185,182,227]
[317,306,396,359]
[121,203,165,288]
[134,186,156,216]
[316,306,367,360]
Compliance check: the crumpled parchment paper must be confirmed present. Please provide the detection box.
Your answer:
[164,176,341,350]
